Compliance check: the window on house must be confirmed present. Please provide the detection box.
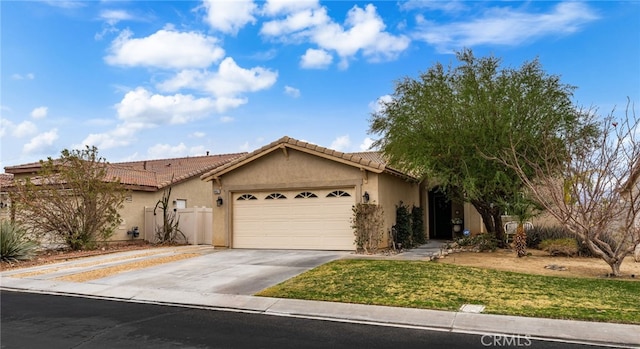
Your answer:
[265,193,287,199]
[295,191,318,198]
[327,190,351,198]
[237,194,258,200]
[175,199,187,209]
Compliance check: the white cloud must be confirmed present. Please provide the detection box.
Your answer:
[415,2,598,52]
[330,135,351,151]
[261,6,329,37]
[284,85,300,98]
[262,0,319,16]
[239,141,251,151]
[12,73,35,80]
[200,0,257,35]
[13,121,38,138]
[157,57,278,110]
[219,116,234,123]
[312,5,410,64]
[359,137,374,151]
[31,106,48,119]
[116,87,221,125]
[99,9,134,25]
[261,3,409,68]
[78,87,224,150]
[300,48,332,69]
[369,94,392,114]
[0,118,15,138]
[147,143,191,159]
[23,129,58,154]
[79,125,137,150]
[190,131,206,138]
[105,28,225,69]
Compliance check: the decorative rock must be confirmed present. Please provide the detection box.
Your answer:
[544,264,567,271]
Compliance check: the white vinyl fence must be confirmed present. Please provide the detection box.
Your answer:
[144,207,212,245]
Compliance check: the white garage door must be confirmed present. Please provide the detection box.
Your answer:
[232,188,355,250]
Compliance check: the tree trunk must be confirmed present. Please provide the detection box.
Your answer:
[492,211,505,243]
[609,259,622,277]
[514,223,527,257]
[471,200,506,248]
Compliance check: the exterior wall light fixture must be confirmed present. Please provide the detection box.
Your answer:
[362,191,370,203]
[216,196,223,207]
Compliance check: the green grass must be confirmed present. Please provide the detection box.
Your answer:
[256,259,640,324]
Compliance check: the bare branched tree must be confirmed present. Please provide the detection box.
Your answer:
[11,146,126,250]
[499,102,640,276]
[153,181,186,244]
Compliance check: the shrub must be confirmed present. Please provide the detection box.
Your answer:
[411,206,426,245]
[526,226,572,248]
[1,221,38,262]
[352,203,384,253]
[395,202,413,248]
[527,226,618,258]
[539,238,579,257]
[455,234,498,252]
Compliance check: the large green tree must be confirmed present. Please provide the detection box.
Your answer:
[12,146,126,250]
[370,49,584,243]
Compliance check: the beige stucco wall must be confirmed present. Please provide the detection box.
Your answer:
[211,148,369,248]
[375,172,420,246]
[115,178,213,241]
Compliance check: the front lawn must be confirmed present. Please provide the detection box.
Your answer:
[256,259,640,324]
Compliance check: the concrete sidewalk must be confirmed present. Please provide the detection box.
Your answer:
[1,246,639,348]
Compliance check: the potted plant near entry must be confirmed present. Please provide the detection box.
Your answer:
[451,217,463,233]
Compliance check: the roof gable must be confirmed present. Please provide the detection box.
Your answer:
[201,136,416,182]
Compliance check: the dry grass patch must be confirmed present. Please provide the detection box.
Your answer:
[8,251,165,279]
[438,249,640,279]
[55,253,199,282]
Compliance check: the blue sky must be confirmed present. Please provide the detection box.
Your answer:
[1,1,639,170]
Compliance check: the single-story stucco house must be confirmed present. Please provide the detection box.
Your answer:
[200,136,487,250]
[4,136,489,249]
[4,153,245,241]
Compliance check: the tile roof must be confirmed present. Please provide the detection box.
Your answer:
[4,153,246,191]
[201,136,417,182]
[0,173,14,189]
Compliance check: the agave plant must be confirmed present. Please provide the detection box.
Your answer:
[0,221,38,262]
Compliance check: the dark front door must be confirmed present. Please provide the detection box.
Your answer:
[429,188,452,239]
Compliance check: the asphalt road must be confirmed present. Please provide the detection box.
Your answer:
[1,291,600,349]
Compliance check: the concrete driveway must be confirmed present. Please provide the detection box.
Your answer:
[99,248,348,295]
[2,247,348,296]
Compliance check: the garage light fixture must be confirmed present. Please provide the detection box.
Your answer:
[216,196,223,207]
[362,191,370,203]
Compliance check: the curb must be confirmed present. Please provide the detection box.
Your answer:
[2,282,638,348]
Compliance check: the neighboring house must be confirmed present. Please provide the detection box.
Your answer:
[200,136,486,250]
[4,153,245,241]
[0,173,14,222]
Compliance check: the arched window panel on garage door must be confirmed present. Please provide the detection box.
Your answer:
[295,191,318,198]
[237,194,258,200]
[327,190,351,198]
[265,193,287,200]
